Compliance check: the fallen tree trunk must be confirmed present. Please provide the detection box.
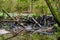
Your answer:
[45,0,60,26]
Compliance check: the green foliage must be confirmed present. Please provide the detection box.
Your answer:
[5,33,57,40]
[0,0,60,40]
[0,35,4,40]
[0,0,51,14]
[16,0,29,13]
[0,12,4,17]
[54,23,60,32]
[45,0,60,26]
